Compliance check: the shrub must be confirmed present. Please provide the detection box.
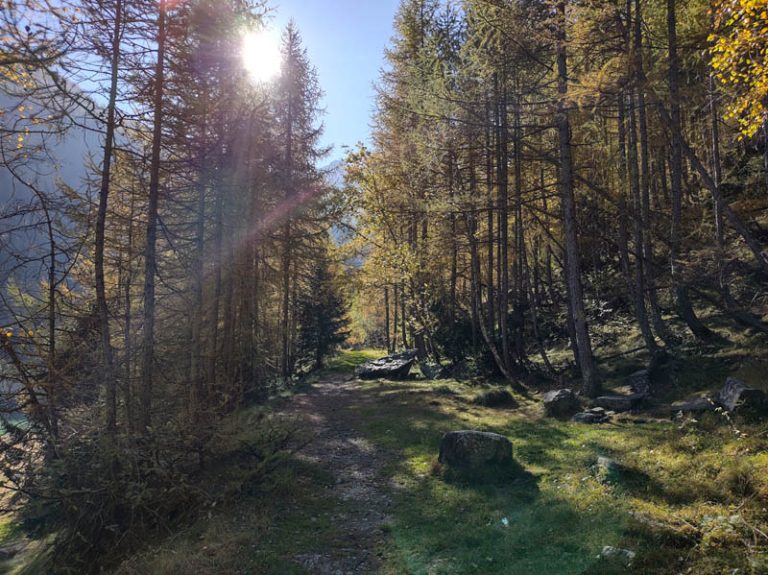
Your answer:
[472,388,517,408]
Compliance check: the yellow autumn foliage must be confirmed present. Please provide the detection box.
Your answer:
[710,0,768,138]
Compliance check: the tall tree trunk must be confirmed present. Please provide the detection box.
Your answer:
[393,284,399,350]
[555,0,597,396]
[485,96,495,337]
[140,0,167,431]
[40,201,58,444]
[281,47,295,380]
[666,0,715,342]
[639,91,673,345]
[281,222,292,378]
[384,287,391,352]
[710,73,725,254]
[221,213,236,390]
[627,91,658,352]
[513,91,526,362]
[448,152,457,323]
[496,73,511,369]
[190,95,207,422]
[400,282,408,349]
[634,0,672,347]
[123,192,135,433]
[617,95,636,318]
[466,212,527,393]
[95,0,122,437]
[209,171,225,389]
[468,148,480,351]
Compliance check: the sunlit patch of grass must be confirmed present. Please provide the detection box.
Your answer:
[325,348,387,373]
[354,375,768,575]
[0,514,18,542]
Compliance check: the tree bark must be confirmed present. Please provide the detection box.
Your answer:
[555,0,597,396]
[496,73,511,369]
[666,0,716,342]
[140,0,167,431]
[384,287,391,352]
[95,0,122,437]
[627,90,657,352]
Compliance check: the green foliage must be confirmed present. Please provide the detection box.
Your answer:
[429,298,475,364]
[20,435,202,574]
[297,255,350,370]
[14,406,300,574]
[325,348,386,373]
[471,387,517,408]
[112,459,341,575]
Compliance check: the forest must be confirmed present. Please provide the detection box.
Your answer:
[0,0,767,573]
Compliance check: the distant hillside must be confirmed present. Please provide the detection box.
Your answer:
[0,85,102,328]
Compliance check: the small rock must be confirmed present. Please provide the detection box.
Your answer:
[438,430,513,468]
[473,388,517,408]
[572,411,611,424]
[600,546,636,566]
[669,397,716,413]
[594,456,622,484]
[718,378,767,413]
[543,389,580,417]
[595,393,645,412]
[419,362,447,380]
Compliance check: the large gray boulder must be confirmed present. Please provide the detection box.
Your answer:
[438,431,513,468]
[543,389,579,417]
[355,350,417,380]
[718,378,767,412]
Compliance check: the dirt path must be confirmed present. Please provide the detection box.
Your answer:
[284,373,392,574]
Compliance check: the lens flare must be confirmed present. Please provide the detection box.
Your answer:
[242,30,281,84]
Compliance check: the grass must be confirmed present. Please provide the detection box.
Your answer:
[110,408,346,575]
[112,458,343,575]
[349,358,768,575]
[325,348,387,373]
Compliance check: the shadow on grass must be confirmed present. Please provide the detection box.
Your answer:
[332,376,766,574]
[439,459,541,512]
[347,380,639,574]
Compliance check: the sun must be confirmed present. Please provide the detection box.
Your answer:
[242,30,281,84]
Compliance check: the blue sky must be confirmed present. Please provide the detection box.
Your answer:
[271,0,401,161]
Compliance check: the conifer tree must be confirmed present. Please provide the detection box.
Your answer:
[297,254,350,370]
